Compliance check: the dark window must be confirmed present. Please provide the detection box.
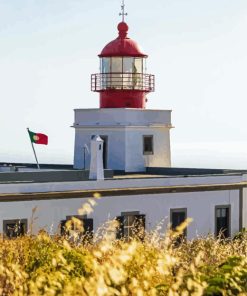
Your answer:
[116,212,145,241]
[3,219,27,238]
[171,209,187,243]
[143,135,153,155]
[60,216,93,243]
[215,206,230,238]
[100,135,108,169]
[60,220,67,236]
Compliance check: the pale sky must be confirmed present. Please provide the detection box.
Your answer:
[0,0,247,168]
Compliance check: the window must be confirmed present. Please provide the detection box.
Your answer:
[60,216,93,242]
[123,58,134,90]
[110,58,122,89]
[143,135,153,155]
[101,58,111,89]
[111,57,122,73]
[134,58,143,73]
[170,209,187,243]
[215,206,230,238]
[116,212,145,241]
[100,57,144,74]
[99,57,145,90]
[101,58,110,73]
[123,57,134,72]
[3,219,27,238]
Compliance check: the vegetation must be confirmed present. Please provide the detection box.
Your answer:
[0,201,247,295]
[0,219,247,296]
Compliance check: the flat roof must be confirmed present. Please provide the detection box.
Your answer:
[0,163,247,184]
[0,162,73,170]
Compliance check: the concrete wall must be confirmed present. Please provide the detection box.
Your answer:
[74,108,172,126]
[0,189,240,239]
[0,170,113,183]
[73,109,172,172]
[242,188,247,229]
[74,128,126,170]
[93,190,240,239]
[147,167,247,176]
[0,174,244,194]
[240,174,247,230]
[125,127,171,171]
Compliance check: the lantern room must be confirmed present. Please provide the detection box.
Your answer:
[91,22,155,109]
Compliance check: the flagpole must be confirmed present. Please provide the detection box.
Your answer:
[27,128,40,169]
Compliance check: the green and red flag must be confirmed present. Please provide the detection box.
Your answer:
[28,130,48,145]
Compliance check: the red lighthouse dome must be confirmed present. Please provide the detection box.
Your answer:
[99,22,147,58]
[91,22,155,108]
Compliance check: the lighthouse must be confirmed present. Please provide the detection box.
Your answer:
[91,21,154,109]
[73,5,172,172]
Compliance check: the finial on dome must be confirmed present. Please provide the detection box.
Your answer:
[119,0,128,22]
[118,21,129,38]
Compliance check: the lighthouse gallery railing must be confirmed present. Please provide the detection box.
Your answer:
[91,73,155,92]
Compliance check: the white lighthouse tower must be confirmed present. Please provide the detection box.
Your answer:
[73,5,172,172]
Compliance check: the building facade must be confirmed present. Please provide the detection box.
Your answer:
[0,171,247,239]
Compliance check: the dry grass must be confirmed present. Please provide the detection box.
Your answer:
[0,218,246,296]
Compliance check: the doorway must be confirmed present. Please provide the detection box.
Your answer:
[100,135,108,169]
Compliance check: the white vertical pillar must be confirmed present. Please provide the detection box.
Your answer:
[89,135,104,180]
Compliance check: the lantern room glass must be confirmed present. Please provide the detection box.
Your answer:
[134,58,143,73]
[111,57,122,72]
[100,57,146,90]
[123,58,133,72]
[100,57,145,74]
[101,58,110,73]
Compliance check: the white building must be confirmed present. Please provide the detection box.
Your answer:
[0,170,247,239]
[0,15,246,241]
[73,109,172,172]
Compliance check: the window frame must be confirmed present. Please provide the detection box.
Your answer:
[123,57,134,73]
[215,205,231,238]
[121,211,139,239]
[3,219,28,238]
[60,215,93,242]
[143,135,154,155]
[116,211,145,241]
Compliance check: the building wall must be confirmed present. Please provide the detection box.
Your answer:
[0,170,113,183]
[73,108,172,171]
[125,127,171,171]
[74,127,126,170]
[0,174,244,194]
[74,126,171,172]
[241,175,247,230]
[0,189,240,239]
[242,188,247,229]
[93,190,240,239]
[74,108,172,126]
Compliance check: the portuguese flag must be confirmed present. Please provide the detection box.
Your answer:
[28,130,48,145]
